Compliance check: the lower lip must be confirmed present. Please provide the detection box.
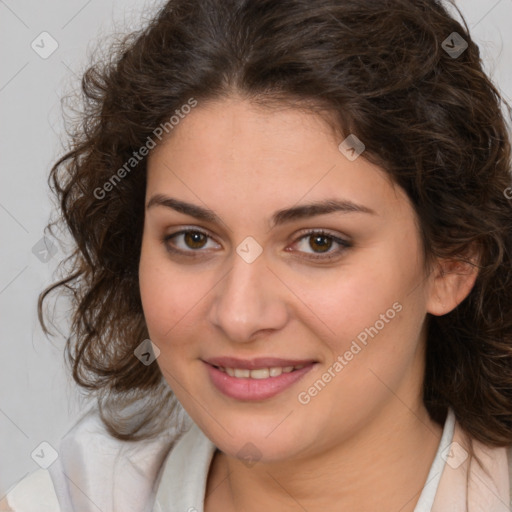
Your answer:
[204,362,315,401]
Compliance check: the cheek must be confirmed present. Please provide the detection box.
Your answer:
[304,242,427,380]
[138,240,194,345]
[294,260,413,352]
[138,238,221,377]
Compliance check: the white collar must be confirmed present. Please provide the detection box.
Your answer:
[153,422,217,512]
[413,408,455,511]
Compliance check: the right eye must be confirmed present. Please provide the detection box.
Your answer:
[162,228,221,256]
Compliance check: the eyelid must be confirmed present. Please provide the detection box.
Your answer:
[292,227,351,244]
[287,228,352,260]
[162,226,220,252]
[162,226,352,259]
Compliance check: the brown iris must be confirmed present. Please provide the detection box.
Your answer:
[184,231,208,249]
[309,234,332,253]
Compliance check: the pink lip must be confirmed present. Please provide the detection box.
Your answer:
[203,360,316,401]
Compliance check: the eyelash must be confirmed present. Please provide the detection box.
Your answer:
[162,228,352,261]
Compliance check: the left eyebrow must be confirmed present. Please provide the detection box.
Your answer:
[146,194,376,228]
[269,198,376,228]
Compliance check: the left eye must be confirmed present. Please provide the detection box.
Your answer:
[162,229,351,260]
[289,230,351,260]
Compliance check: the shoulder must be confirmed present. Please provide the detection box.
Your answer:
[2,406,188,511]
[0,469,59,512]
[1,409,108,511]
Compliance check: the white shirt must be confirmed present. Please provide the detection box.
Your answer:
[3,407,510,511]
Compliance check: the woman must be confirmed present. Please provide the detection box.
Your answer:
[3,0,512,510]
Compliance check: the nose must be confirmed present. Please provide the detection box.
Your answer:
[208,247,289,343]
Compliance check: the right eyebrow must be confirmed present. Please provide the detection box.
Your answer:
[146,195,220,223]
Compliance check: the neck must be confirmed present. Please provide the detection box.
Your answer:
[205,402,443,512]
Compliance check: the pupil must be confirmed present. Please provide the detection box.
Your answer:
[185,232,206,249]
[310,235,331,253]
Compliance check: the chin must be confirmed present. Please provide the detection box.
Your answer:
[199,412,314,462]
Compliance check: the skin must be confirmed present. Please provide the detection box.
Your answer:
[139,96,478,511]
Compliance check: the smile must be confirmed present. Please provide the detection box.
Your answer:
[204,361,316,401]
[214,365,306,379]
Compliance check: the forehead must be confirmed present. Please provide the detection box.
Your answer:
[146,98,408,222]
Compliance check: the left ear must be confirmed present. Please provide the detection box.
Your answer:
[426,254,480,316]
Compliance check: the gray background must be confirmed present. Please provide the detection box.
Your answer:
[1,0,511,498]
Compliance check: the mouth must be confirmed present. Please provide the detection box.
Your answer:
[203,358,317,401]
[211,363,308,379]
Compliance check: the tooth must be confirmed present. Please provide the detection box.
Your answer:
[269,367,283,377]
[224,366,306,378]
[250,368,270,379]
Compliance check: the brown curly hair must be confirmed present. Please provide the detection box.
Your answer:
[39,0,512,444]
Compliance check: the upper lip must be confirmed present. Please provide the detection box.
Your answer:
[204,357,317,369]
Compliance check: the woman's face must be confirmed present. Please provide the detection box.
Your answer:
[139,97,438,462]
